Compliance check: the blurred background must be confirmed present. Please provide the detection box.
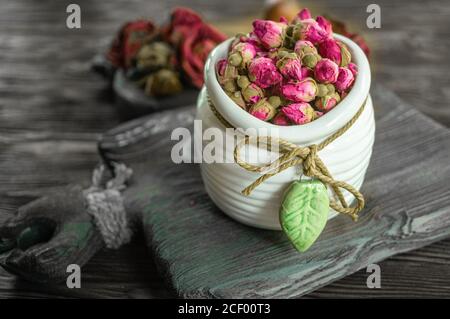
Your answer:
[0,0,449,298]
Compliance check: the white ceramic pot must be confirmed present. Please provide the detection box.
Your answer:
[196,34,374,230]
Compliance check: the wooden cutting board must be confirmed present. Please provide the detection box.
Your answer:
[101,84,450,298]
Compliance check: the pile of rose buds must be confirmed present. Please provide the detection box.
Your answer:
[107,8,226,97]
[216,8,358,125]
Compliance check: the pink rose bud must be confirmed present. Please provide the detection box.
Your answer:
[335,67,355,92]
[216,58,228,77]
[281,77,318,102]
[298,8,312,20]
[248,57,283,89]
[347,62,358,77]
[295,19,329,44]
[280,102,315,125]
[316,16,332,35]
[276,53,303,80]
[318,38,341,65]
[228,42,257,67]
[294,40,317,57]
[273,112,291,126]
[252,19,286,49]
[242,82,264,104]
[249,98,276,121]
[300,66,313,78]
[315,92,341,112]
[314,58,339,84]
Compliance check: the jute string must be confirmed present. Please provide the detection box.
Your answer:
[207,95,367,221]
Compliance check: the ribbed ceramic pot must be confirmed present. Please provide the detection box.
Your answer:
[196,34,374,230]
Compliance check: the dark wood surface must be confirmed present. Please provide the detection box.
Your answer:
[96,85,450,298]
[0,0,449,298]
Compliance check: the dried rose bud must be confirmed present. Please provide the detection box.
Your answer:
[281,77,317,102]
[298,8,312,21]
[248,57,283,89]
[223,63,238,79]
[280,102,315,125]
[315,92,341,112]
[217,61,237,85]
[136,42,173,70]
[276,53,303,80]
[272,112,291,125]
[216,58,228,77]
[252,19,286,49]
[314,110,324,119]
[268,95,282,108]
[145,69,183,96]
[276,48,291,59]
[347,62,358,77]
[302,52,320,68]
[249,98,276,121]
[317,84,329,97]
[228,42,257,67]
[237,75,251,89]
[338,42,352,67]
[293,19,329,44]
[326,83,336,94]
[107,20,158,69]
[335,67,355,92]
[314,58,339,84]
[242,82,264,104]
[228,91,246,109]
[317,38,341,65]
[223,79,238,93]
[300,66,313,78]
[316,16,332,35]
[317,83,336,97]
[294,40,317,57]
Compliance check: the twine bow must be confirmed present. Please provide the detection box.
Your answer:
[208,95,367,221]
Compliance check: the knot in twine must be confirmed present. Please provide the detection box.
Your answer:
[208,95,367,221]
[84,162,133,249]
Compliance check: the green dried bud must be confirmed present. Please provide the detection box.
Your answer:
[302,46,317,55]
[268,96,281,108]
[145,69,183,97]
[237,75,251,89]
[223,79,238,93]
[228,52,243,67]
[227,91,246,109]
[317,84,328,97]
[277,49,291,59]
[339,42,352,67]
[285,25,295,38]
[283,37,295,50]
[242,83,264,104]
[302,53,319,68]
[326,84,335,94]
[224,64,238,80]
[137,42,173,70]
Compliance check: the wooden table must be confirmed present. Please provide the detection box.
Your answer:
[0,0,449,298]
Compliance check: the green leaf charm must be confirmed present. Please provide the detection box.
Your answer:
[279,180,330,252]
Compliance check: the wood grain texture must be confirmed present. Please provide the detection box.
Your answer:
[0,0,450,298]
[96,84,450,298]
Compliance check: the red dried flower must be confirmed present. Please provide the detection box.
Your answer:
[107,20,158,69]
